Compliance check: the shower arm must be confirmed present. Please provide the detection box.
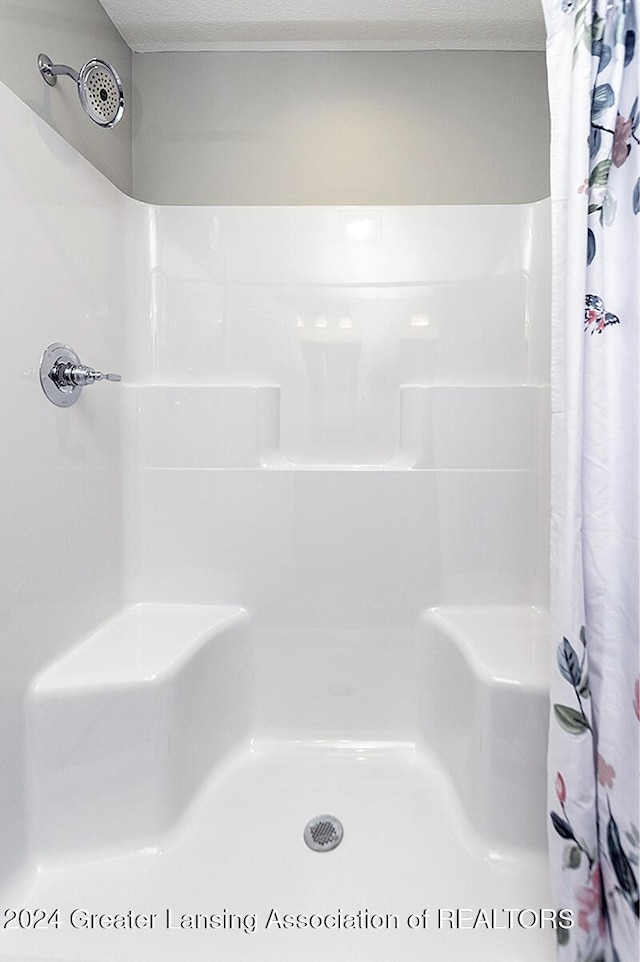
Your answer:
[38,55,79,86]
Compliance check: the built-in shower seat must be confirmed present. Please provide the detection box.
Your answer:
[27,604,251,858]
[417,605,549,851]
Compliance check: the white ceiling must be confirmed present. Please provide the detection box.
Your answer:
[99,0,546,53]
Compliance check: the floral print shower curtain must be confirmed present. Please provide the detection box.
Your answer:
[541,1,639,960]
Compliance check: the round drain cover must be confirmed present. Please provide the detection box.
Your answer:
[304,815,343,852]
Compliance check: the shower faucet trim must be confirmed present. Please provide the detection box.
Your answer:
[39,343,121,407]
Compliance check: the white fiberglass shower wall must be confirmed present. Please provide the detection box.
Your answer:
[0,75,553,962]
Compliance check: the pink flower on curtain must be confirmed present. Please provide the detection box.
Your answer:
[597,753,616,788]
[634,678,640,721]
[576,866,606,936]
[556,771,567,803]
[612,113,633,168]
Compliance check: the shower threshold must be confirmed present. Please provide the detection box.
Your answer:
[0,740,554,962]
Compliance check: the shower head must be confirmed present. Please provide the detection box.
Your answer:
[77,59,125,127]
[38,53,125,128]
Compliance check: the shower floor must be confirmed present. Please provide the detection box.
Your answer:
[0,742,554,962]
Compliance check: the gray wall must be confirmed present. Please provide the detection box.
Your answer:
[132,51,550,205]
[0,0,132,194]
[0,6,549,207]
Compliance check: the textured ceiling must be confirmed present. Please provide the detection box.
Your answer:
[98,0,546,53]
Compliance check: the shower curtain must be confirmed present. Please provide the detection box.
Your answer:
[542,1,639,961]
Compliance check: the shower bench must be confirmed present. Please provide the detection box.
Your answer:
[417,605,550,851]
[27,604,251,857]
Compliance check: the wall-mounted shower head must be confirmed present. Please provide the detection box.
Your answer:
[38,53,125,128]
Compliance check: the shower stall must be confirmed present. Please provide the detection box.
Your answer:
[0,72,554,961]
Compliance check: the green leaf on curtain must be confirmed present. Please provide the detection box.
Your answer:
[593,41,612,73]
[602,189,617,226]
[591,84,615,119]
[550,810,575,840]
[575,6,589,58]
[591,13,605,43]
[558,637,582,686]
[589,126,602,157]
[624,30,636,66]
[588,204,602,214]
[590,159,612,186]
[607,812,640,912]
[573,7,591,42]
[578,674,591,698]
[587,229,596,265]
[553,704,591,734]
[563,844,582,868]
[633,178,640,215]
[582,14,593,50]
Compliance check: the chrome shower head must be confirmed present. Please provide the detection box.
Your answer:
[38,53,125,128]
[77,59,124,127]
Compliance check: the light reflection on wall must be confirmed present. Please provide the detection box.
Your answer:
[150,203,549,464]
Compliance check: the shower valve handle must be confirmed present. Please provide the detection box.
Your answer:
[39,343,122,407]
[55,362,122,387]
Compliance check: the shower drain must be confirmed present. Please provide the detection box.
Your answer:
[303,815,343,852]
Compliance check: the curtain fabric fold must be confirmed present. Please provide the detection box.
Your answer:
[542,1,640,960]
